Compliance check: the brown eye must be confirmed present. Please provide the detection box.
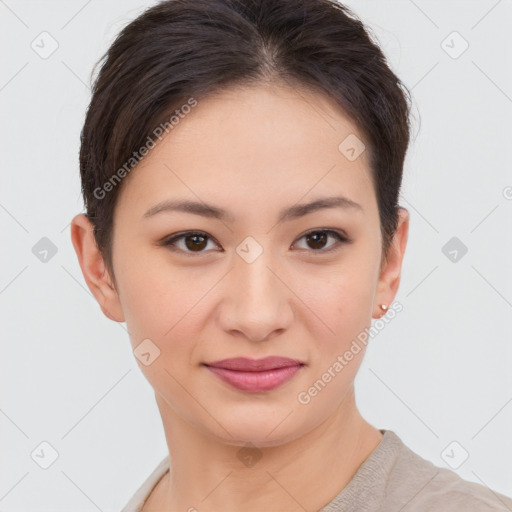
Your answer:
[306,231,329,250]
[163,231,219,254]
[294,229,349,253]
[183,233,208,251]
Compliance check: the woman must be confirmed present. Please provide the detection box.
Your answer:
[70,0,512,510]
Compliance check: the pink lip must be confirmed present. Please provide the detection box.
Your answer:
[203,357,305,392]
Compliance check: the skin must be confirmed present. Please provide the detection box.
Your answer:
[71,82,409,512]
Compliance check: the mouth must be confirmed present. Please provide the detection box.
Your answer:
[202,356,305,392]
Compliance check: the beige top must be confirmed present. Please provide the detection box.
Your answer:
[121,429,512,511]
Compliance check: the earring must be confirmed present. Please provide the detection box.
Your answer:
[377,304,388,318]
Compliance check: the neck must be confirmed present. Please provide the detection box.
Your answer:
[146,387,383,512]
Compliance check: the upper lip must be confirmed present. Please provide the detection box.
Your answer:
[204,356,304,371]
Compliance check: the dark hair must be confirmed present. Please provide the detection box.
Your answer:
[79,0,412,286]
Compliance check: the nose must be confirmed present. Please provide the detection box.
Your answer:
[218,249,294,343]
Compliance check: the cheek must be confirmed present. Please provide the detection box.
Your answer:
[114,248,230,379]
[292,264,375,410]
[113,246,195,348]
[294,251,377,345]
[115,262,205,400]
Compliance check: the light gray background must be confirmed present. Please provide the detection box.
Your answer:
[1,0,511,510]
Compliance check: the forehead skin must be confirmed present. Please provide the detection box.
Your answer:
[114,82,379,234]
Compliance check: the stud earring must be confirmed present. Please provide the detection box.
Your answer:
[377,304,388,318]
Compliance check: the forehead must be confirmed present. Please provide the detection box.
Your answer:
[115,82,376,221]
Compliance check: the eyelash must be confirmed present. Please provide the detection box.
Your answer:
[161,229,350,256]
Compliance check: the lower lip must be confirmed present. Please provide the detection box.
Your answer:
[205,364,303,392]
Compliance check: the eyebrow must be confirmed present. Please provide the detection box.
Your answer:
[143,195,363,223]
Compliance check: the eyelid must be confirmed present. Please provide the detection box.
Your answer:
[161,228,351,255]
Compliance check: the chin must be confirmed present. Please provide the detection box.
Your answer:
[206,409,315,449]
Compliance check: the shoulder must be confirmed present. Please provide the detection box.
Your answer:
[121,455,170,512]
[382,431,512,511]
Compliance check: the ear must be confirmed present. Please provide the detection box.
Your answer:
[70,213,125,322]
[372,207,409,319]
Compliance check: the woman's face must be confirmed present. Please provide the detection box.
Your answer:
[77,83,408,447]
